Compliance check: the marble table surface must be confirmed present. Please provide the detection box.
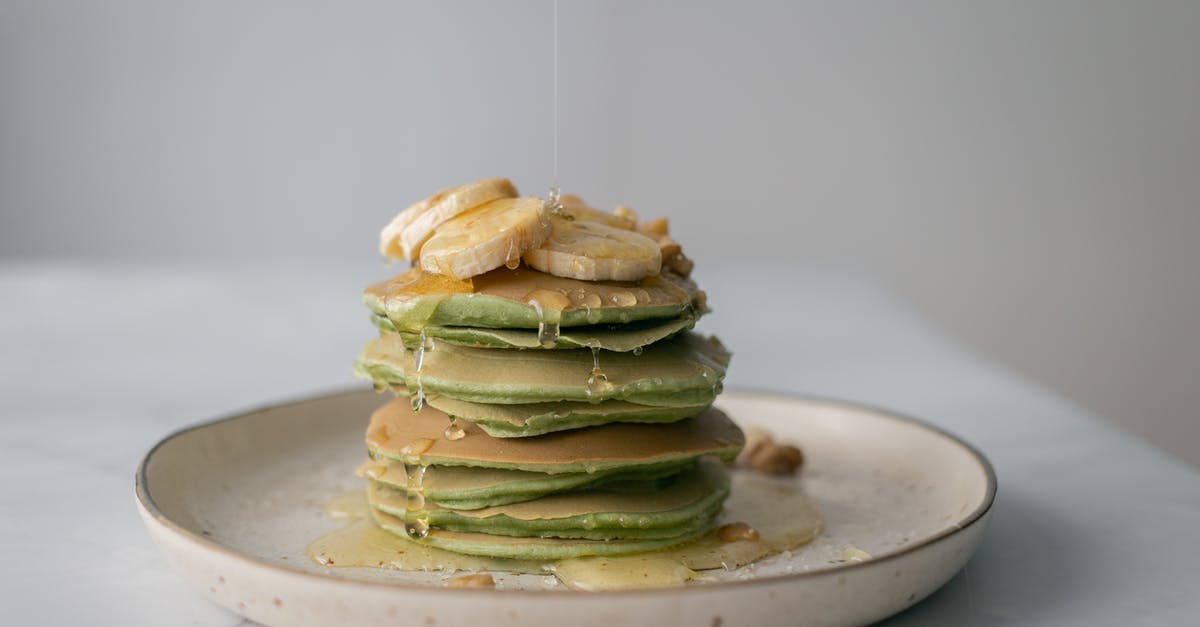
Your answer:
[2,259,1197,626]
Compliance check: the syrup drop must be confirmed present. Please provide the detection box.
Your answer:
[399,437,435,456]
[585,346,613,401]
[610,291,638,307]
[504,238,522,270]
[412,328,430,412]
[537,320,560,348]
[411,381,425,412]
[403,462,430,539]
[526,290,568,348]
[444,417,466,441]
[545,185,563,218]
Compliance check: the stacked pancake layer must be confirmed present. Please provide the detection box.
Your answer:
[355,181,741,560]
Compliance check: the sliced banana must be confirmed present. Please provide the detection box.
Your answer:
[523,216,662,281]
[633,216,694,277]
[420,197,549,280]
[379,178,517,261]
[558,194,637,230]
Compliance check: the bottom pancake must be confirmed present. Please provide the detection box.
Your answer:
[367,458,730,540]
[370,507,716,560]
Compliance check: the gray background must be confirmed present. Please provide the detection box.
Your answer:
[2,1,1197,464]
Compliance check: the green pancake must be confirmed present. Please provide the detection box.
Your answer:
[368,459,729,541]
[371,507,715,560]
[359,457,694,510]
[421,393,708,438]
[355,331,730,407]
[365,265,706,332]
[370,315,695,352]
[365,399,744,474]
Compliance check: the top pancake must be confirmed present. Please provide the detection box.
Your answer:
[364,265,706,332]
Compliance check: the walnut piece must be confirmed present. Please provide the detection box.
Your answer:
[740,428,805,476]
[665,252,694,277]
[640,217,670,238]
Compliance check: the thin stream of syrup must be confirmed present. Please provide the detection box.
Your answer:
[411,328,431,412]
[552,0,559,189]
[545,0,563,217]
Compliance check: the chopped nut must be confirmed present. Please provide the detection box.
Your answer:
[749,443,804,475]
[659,236,682,259]
[666,252,694,277]
[739,429,805,476]
[446,573,495,588]
[614,204,639,225]
[640,217,670,238]
[718,522,761,542]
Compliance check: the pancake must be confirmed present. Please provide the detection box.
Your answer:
[359,457,694,510]
[365,398,744,474]
[355,331,730,407]
[421,393,708,438]
[371,507,715,560]
[367,459,730,540]
[370,315,695,352]
[364,265,706,332]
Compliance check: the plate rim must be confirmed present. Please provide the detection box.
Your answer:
[135,385,997,597]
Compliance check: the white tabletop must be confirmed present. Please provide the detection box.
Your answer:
[2,260,1197,625]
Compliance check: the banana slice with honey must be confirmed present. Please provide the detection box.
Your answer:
[380,177,518,261]
[524,215,662,281]
[558,194,637,230]
[420,197,550,280]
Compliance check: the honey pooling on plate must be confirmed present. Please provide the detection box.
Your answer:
[307,178,820,588]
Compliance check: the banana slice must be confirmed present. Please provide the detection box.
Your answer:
[558,194,637,230]
[380,178,518,261]
[523,216,662,281]
[420,197,550,280]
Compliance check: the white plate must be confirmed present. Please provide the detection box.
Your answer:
[136,389,995,627]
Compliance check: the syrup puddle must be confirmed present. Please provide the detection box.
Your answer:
[305,470,821,591]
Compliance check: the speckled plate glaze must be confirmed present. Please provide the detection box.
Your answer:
[135,389,995,627]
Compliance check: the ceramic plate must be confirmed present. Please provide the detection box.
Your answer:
[136,389,995,627]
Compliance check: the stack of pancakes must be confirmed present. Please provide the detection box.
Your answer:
[353,179,742,560]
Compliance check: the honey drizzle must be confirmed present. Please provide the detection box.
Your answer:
[504,237,522,270]
[411,328,434,412]
[526,289,569,348]
[403,462,430,539]
[585,345,612,401]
